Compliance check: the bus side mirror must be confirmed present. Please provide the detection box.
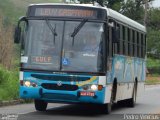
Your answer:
[112,27,120,43]
[14,26,21,44]
[14,16,27,44]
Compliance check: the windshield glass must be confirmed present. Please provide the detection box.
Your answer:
[24,20,63,70]
[62,21,104,72]
[23,20,105,72]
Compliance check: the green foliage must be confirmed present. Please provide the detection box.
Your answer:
[121,0,144,23]
[105,0,123,11]
[78,0,123,10]
[147,57,160,68]
[0,0,61,25]
[147,8,160,55]
[148,8,160,29]
[78,0,93,3]
[0,66,19,101]
[147,29,160,54]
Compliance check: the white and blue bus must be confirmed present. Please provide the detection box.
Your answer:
[14,3,146,114]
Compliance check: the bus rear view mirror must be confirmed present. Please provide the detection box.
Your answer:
[14,16,27,44]
[112,27,120,43]
[14,26,21,44]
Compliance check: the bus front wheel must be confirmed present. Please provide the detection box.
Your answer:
[102,103,111,114]
[34,100,48,111]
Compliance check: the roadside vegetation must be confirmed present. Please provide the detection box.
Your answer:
[0,67,19,101]
[146,57,160,84]
[146,78,160,85]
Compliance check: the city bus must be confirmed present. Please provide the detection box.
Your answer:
[14,3,146,114]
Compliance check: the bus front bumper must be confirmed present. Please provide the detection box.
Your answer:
[20,86,107,104]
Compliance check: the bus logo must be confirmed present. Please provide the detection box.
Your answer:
[57,81,62,86]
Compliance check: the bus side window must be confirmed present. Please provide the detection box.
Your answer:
[113,23,120,55]
[132,30,135,57]
[145,34,147,58]
[141,33,144,58]
[109,26,113,57]
[125,27,128,56]
[139,33,142,58]
[122,26,126,55]
[119,25,123,55]
[130,29,133,56]
[128,28,131,56]
[134,31,137,57]
[137,32,140,57]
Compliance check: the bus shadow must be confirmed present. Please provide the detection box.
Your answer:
[27,102,141,117]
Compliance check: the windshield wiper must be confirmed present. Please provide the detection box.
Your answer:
[71,19,88,38]
[70,19,88,46]
[46,19,57,44]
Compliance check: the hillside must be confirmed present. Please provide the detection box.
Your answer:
[0,0,61,25]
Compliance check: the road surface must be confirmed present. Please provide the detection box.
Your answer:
[0,85,160,120]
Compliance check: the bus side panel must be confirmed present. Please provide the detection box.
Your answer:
[136,59,146,97]
[110,55,145,101]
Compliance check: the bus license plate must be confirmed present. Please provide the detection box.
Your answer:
[80,91,95,97]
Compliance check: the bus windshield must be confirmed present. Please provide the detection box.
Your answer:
[23,20,105,73]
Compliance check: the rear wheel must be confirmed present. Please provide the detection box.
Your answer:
[34,100,48,111]
[126,83,137,107]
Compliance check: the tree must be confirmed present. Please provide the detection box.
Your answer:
[147,8,160,56]
[78,0,93,3]
[105,0,123,11]
[121,0,145,23]
[78,0,123,10]
[0,17,13,69]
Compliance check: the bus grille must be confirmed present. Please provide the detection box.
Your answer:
[42,93,78,101]
[31,74,90,81]
[41,83,78,91]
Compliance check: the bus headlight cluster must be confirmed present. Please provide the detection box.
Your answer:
[22,81,38,87]
[82,84,103,91]
[91,85,98,91]
[24,81,31,87]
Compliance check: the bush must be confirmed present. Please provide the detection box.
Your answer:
[0,66,19,101]
[147,57,160,75]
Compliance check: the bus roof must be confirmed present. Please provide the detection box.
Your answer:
[29,3,146,33]
[106,8,146,33]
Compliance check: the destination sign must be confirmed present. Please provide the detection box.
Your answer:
[35,8,97,18]
[27,5,107,20]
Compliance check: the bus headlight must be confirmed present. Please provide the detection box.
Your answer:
[23,81,37,87]
[91,85,98,91]
[82,84,103,91]
[24,81,31,87]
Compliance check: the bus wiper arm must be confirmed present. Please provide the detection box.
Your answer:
[71,19,88,38]
[46,19,57,44]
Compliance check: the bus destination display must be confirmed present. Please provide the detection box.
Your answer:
[35,8,97,18]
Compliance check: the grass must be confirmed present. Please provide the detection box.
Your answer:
[0,66,19,101]
[146,76,160,85]
[146,57,160,75]
[147,57,160,68]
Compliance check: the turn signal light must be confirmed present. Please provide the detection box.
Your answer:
[20,80,23,86]
[98,85,103,91]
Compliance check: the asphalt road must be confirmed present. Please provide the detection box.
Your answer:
[0,85,160,120]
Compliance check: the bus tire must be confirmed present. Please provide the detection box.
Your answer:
[103,103,112,114]
[126,83,137,107]
[34,100,48,111]
[102,81,116,114]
